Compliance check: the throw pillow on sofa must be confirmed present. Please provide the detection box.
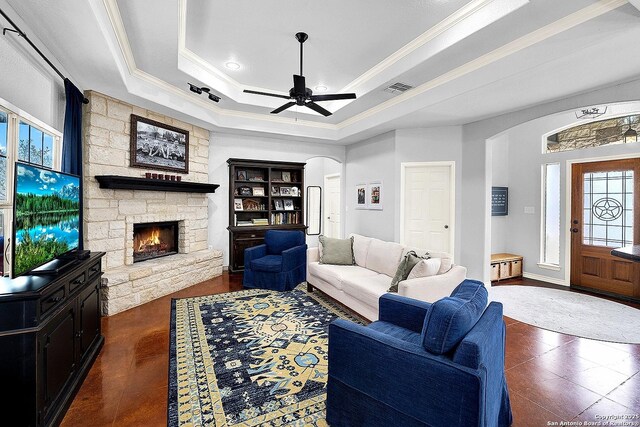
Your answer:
[319,235,355,265]
[388,250,430,292]
[406,258,442,280]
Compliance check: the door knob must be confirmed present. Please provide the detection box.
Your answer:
[571,228,578,233]
[444,225,449,229]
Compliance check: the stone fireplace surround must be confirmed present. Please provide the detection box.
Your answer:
[83,91,222,316]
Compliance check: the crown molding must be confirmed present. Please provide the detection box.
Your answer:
[337,0,628,130]
[96,0,627,141]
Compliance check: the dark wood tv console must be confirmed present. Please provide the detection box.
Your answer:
[0,252,105,427]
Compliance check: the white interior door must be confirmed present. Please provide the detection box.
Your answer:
[324,174,341,238]
[402,163,454,254]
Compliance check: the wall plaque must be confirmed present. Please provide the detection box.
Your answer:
[492,187,508,216]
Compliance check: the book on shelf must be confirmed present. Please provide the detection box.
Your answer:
[270,212,300,225]
[251,218,269,225]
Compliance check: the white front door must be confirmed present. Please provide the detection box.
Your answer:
[324,174,341,238]
[401,163,454,254]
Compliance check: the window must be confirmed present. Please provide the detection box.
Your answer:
[0,99,63,276]
[582,170,634,247]
[0,111,7,201]
[18,120,54,168]
[546,114,638,153]
[541,163,561,266]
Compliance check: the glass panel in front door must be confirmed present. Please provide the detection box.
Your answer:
[583,170,634,247]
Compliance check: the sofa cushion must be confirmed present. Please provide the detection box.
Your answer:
[250,255,282,273]
[365,239,404,277]
[407,258,441,280]
[388,251,428,293]
[421,279,488,355]
[308,262,378,291]
[342,274,391,309]
[402,247,453,275]
[350,234,372,267]
[319,236,355,265]
[368,321,422,346]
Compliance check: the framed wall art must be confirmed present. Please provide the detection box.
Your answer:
[368,181,383,210]
[355,184,367,210]
[130,114,189,173]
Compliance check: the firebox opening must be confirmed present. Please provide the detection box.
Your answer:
[133,221,179,263]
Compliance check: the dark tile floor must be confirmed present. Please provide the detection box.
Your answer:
[60,274,640,426]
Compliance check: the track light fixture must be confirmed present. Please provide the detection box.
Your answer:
[188,83,220,102]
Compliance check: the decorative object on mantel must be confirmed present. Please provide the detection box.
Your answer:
[95,175,218,193]
[130,114,189,174]
[145,172,181,181]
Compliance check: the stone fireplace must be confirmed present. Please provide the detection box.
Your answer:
[133,221,179,263]
[82,91,223,315]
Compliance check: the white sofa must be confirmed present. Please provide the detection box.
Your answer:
[306,234,467,320]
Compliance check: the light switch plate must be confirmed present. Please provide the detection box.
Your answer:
[524,206,535,214]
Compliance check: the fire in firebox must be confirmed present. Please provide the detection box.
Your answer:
[133,222,178,262]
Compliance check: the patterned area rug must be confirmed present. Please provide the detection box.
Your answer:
[168,284,365,426]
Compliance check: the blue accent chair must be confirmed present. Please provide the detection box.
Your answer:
[243,230,307,291]
[327,279,512,427]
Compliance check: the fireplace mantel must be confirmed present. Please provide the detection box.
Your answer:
[95,175,219,193]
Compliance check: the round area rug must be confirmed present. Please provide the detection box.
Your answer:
[488,285,640,344]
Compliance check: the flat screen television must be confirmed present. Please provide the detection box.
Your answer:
[12,162,81,278]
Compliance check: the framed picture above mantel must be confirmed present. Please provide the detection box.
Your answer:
[130,114,189,174]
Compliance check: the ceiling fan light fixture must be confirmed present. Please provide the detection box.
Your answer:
[242,32,356,117]
[225,61,241,70]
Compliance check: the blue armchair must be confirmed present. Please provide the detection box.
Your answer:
[327,279,512,427]
[243,230,307,291]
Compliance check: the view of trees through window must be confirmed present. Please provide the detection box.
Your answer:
[19,121,54,169]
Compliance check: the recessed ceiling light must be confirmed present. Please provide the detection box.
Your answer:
[225,61,240,70]
[314,85,327,92]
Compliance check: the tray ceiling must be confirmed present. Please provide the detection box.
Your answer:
[3,0,640,143]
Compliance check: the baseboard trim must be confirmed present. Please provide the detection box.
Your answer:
[523,271,569,287]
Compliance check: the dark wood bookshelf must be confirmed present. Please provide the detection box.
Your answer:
[227,158,306,272]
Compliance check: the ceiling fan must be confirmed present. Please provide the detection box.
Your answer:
[243,32,356,117]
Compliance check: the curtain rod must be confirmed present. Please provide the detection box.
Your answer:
[0,8,89,104]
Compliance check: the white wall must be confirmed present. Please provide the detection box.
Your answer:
[490,107,640,284]
[462,77,640,283]
[305,156,342,248]
[395,127,464,261]
[344,127,464,261]
[491,134,509,254]
[344,132,396,241]
[0,0,67,130]
[208,132,345,266]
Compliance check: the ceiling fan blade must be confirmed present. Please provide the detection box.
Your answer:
[305,101,332,117]
[293,75,306,94]
[244,89,291,100]
[310,93,357,102]
[271,102,296,114]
